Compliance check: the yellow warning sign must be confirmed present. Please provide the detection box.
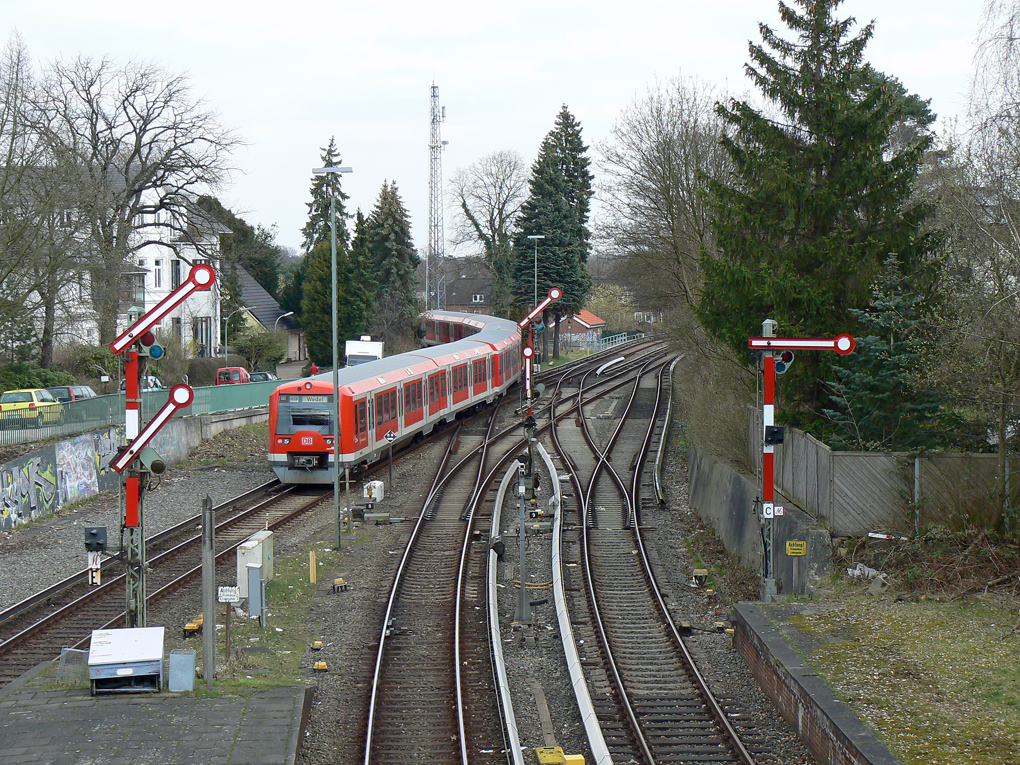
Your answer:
[786,540,807,556]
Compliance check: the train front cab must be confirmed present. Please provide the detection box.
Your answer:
[269,383,348,484]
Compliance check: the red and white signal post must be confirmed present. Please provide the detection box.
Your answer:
[110,264,215,626]
[749,320,854,601]
[515,287,562,624]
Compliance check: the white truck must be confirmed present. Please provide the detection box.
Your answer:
[345,336,384,367]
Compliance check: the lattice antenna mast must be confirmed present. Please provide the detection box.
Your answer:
[428,83,447,310]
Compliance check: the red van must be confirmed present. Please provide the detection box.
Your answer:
[216,367,251,385]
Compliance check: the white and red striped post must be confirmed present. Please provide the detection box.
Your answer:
[124,348,141,528]
[749,323,854,601]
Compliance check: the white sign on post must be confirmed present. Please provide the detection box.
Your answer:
[774,505,785,517]
[87,551,101,570]
[384,430,397,443]
[217,586,240,603]
[762,502,774,518]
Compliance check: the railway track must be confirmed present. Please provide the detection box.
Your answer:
[361,340,674,763]
[551,355,772,763]
[0,482,327,687]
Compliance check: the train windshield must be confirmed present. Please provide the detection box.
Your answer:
[276,394,334,435]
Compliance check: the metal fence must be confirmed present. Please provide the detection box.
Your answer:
[0,381,280,448]
[748,408,1013,536]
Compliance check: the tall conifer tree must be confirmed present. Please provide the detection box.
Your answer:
[513,108,593,359]
[301,137,350,253]
[297,138,353,363]
[699,0,937,410]
[367,181,418,346]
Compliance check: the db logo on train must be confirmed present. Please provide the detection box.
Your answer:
[302,436,313,445]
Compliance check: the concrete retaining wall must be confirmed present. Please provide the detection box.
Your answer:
[732,603,901,765]
[687,444,831,597]
[0,408,268,532]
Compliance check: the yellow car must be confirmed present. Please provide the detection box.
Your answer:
[0,388,63,428]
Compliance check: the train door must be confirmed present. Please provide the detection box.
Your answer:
[471,358,488,397]
[428,371,446,416]
[375,388,398,441]
[403,378,424,427]
[451,364,469,405]
[352,398,368,454]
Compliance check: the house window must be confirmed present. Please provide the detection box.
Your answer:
[472,294,484,303]
[154,260,163,289]
[131,274,145,306]
[193,316,212,357]
[172,317,182,343]
[171,260,182,289]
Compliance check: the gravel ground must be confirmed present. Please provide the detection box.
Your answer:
[0,419,818,764]
[0,465,276,612]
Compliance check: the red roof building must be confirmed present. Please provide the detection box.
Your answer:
[558,310,607,347]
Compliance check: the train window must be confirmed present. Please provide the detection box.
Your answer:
[417,380,423,409]
[357,401,366,435]
[443,371,448,397]
[275,399,333,436]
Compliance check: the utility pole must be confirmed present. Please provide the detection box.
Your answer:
[427,83,447,311]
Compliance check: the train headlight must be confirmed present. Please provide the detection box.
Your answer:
[276,437,291,445]
[324,437,334,446]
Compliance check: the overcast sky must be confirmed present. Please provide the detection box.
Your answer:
[7,1,987,257]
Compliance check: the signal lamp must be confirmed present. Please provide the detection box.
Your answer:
[138,330,164,359]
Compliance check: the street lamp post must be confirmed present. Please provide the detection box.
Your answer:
[223,306,248,363]
[273,311,294,333]
[312,165,353,549]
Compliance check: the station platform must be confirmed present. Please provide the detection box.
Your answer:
[732,601,901,765]
[0,661,310,765]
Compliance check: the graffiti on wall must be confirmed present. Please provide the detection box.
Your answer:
[56,436,99,506]
[93,428,121,493]
[0,446,58,531]
[0,428,122,532]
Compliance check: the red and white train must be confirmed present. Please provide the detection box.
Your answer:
[268,311,522,484]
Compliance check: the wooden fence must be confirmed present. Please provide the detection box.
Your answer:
[748,409,1012,537]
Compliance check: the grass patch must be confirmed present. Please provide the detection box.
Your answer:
[792,594,1020,764]
[164,536,350,696]
[176,422,270,468]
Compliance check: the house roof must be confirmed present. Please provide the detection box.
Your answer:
[234,266,296,331]
[563,309,606,329]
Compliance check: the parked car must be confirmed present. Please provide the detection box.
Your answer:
[46,385,98,403]
[249,371,279,382]
[0,388,63,428]
[119,376,166,392]
[216,367,251,385]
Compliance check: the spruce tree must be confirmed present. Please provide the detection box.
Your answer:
[300,239,339,366]
[699,0,938,411]
[822,256,950,450]
[513,115,593,359]
[549,105,594,260]
[301,137,350,253]
[367,181,419,345]
[298,138,354,363]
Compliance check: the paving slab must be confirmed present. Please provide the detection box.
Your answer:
[0,662,311,765]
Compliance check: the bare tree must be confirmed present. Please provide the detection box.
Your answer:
[36,55,238,345]
[448,149,527,316]
[596,74,730,311]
